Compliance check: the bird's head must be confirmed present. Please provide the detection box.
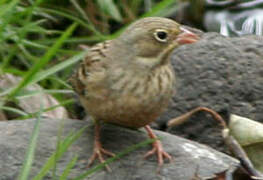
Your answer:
[115,17,199,70]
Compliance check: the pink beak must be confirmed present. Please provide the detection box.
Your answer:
[176,27,200,45]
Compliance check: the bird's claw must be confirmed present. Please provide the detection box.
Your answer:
[87,143,115,172]
[144,139,172,171]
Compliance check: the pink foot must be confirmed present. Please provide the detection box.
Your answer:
[144,125,172,169]
[88,124,115,171]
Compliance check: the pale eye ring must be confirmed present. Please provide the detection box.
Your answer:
[154,29,168,42]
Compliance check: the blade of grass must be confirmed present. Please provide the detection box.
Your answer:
[17,104,43,180]
[15,89,74,100]
[0,106,28,116]
[0,32,84,99]
[131,0,143,14]
[59,155,78,180]
[17,99,75,120]
[17,0,43,44]
[1,45,19,71]
[0,0,9,5]
[46,77,72,89]
[37,7,106,39]
[8,19,58,39]
[2,67,25,76]
[70,0,103,35]
[16,5,59,23]
[38,99,75,113]
[52,114,65,179]
[22,39,78,55]
[141,0,175,18]
[35,36,108,44]
[30,51,87,85]
[7,22,78,99]
[0,53,82,98]
[96,0,123,22]
[94,0,177,41]
[73,138,155,180]
[144,0,152,12]
[18,44,38,62]
[0,1,45,69]
[0,0,20,17]
[32,126,88,180]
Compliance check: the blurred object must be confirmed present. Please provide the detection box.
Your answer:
[229,114,263,174]
[175,0,263,36]
[205,0,238,8]
[172,0,205,28]
[0,73,69,120]
[167,108,263,179]
[189,0,205,26]
[204,8,263,36]
[96,0,123,22]
[204,0,263,36]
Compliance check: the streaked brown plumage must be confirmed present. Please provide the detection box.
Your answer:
[70,17,199,171]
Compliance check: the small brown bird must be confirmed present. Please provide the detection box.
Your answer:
[70,17,199,171]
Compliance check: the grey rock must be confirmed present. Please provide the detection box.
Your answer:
[160,33,263,151]
[0,118,239,180]
[0,73,68,120]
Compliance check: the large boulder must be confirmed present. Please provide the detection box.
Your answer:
[160,33,263,151]
[0,118,239,180]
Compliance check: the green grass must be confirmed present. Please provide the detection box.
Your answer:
[0,0,178,179]
[32,126,88,180]
[17,105,43,180]
[7,22,78,100]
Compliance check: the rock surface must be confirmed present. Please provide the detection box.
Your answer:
[0,118,239,180]
[159,33,263,151]
[0,73,68,120]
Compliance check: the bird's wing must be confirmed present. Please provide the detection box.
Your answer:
[69,40,111,96]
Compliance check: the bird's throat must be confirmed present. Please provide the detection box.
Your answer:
[159,43,178,65]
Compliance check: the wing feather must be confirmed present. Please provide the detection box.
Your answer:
[69,41,111,96]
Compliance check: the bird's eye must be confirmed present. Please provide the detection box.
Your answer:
[154,29,168,42]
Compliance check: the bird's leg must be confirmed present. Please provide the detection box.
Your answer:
[87,122,115,171]
[144,125,172,168]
